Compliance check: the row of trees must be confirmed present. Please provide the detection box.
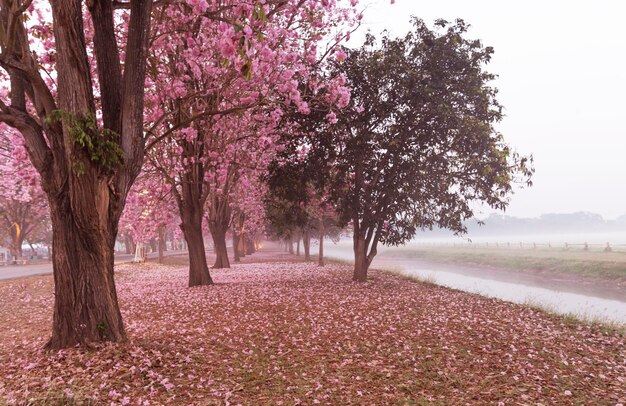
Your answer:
[0,0,531,349]
[0,133,50,259]
[0,0,360,348]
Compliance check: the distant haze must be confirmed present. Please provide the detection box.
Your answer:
[418,211,626,239]
[353,0,626,219]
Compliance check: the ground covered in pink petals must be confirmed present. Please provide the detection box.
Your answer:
[0,258,624,404]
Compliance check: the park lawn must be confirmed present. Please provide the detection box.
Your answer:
[0,259,624,405]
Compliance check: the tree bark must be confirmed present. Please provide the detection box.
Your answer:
[239,233,246,258]
[42,0,152,349]
[233,232,241,262]
[180,213,212,286]
[353,235,369,282]
[209,222,230,268]
[352,230,379,282]
[157,225,165,264]
[124,233,133,255]
[318,219,325,267]
[169,131,212,285]
[149,238,157,253]
[245,238,255,255]
[46,194,125,348]
[296,233,300,256]
[10,231,23,259]
[288,235,294,254]
[303,228,311,261]
[207,191,232,268]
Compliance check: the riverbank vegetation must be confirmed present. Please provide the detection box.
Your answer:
[380,246,626,285]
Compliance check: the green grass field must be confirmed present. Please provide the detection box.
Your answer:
[379,246,626,281]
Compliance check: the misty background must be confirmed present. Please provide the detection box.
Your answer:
[355,0,626,223]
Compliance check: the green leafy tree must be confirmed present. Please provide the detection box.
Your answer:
[315,18,533,281]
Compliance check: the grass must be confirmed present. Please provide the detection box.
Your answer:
[381,246,626,281]
[521,297,626,335]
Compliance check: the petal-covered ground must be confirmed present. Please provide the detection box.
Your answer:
[0,254,624,405]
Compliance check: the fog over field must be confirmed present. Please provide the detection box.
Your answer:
[412,212,626,244]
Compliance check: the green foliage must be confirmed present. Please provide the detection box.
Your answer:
[97,320,107,339]
[282,18,533,250]
[47,110,123,176]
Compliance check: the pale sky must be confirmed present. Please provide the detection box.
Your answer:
[351,0,626,219]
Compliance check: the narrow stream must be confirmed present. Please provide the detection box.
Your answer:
[324,243,626,325]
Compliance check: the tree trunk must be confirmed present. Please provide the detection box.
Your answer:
[157,225,165,264]
[124,233,133,255]
[179,193,213,287]
[239,233,246,258]
[318,219,325,267]
[288,235,294,254]
[43,0,152,348]
[149,238,157,253]
[245,238,255,255]
[46,195,126,349]
[353,235,369,282]
[9,224,22,260]
[180,212,212,287]
[209,223,230,269]
[233,233,241,262]
[28,242,36,258]
[303,228,311,261]
[296,234,300,256]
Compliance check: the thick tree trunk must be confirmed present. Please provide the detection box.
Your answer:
[46,195,126,349]
[353,235,369,282]
[210,223,230,269]
[180,213,212,287]
[318,220,325,267]
[0,0,152,349]
[288,235,294,254]
[303,228,311,261]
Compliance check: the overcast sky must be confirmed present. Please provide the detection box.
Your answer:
[350,0,626,219]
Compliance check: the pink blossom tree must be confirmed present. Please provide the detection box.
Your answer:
[143,0,360,285]
[119,170,179,263]
[0,129,50,260]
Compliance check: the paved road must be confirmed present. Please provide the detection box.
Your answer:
[0,250,188,281]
